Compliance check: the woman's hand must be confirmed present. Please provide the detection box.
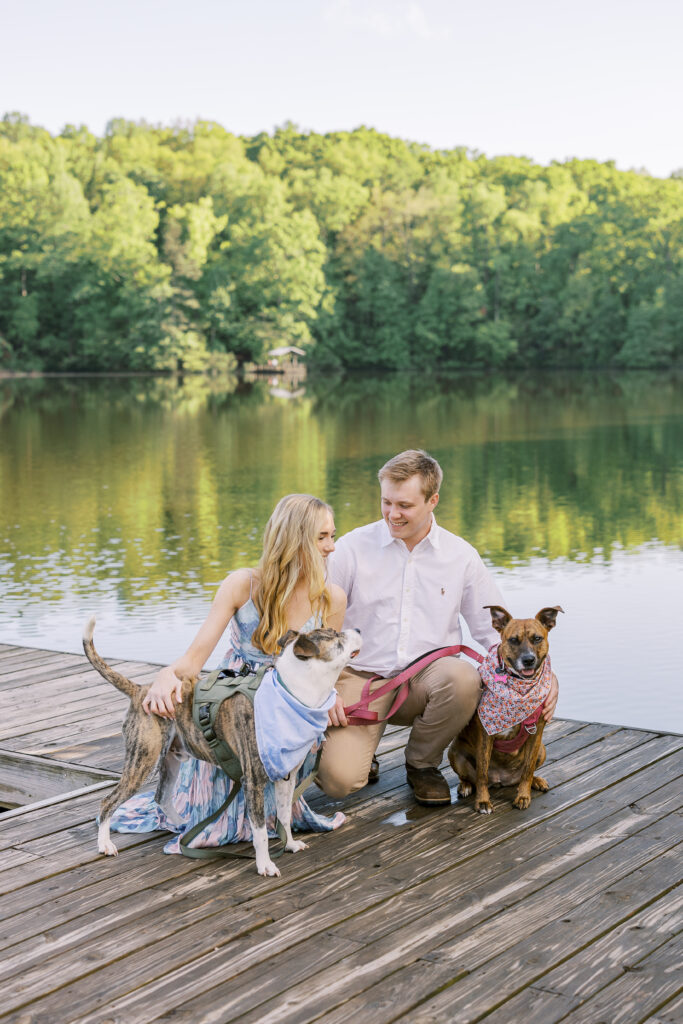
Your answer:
[327,694,348,728]
[143,666,183,719]
[542,673,559,723]
[141,570,251,719]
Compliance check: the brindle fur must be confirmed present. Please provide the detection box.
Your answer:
[448,605,563,814]
[83,618,359,875]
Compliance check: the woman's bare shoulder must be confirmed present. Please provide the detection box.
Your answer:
[219,567,256,606]
[328,582,347,614]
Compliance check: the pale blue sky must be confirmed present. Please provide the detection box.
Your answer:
[3,0,681,177]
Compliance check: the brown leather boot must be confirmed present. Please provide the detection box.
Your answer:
[406,764,451,806]
[367,756,380,784]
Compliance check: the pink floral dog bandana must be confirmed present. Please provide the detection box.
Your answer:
[478,646,552,737]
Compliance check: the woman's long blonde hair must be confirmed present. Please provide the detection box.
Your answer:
[251,494,333,655]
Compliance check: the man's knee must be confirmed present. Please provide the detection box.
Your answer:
[431,658,481,706]
[316,761,367,800]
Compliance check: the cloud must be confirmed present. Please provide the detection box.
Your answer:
[324,0,440,41]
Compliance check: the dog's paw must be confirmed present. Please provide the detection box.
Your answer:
[475,800,493,815]
[531,775,549,792]
[512,793,531,810]
[286,839,308,854]
[457,781,473,799]
[98,839,119,857]
[257,859,281,877]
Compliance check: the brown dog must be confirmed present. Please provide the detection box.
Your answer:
[448,605,563,814]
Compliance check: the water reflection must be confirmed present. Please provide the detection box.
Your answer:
[0,370,681,729]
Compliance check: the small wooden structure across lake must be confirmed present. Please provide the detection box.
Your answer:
[0,641,680,1023]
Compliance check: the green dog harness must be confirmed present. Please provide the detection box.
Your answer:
[179,664,320,861]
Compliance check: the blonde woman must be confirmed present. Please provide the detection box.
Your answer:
[108,495,347,852]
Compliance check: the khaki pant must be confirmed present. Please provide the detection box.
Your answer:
[317,656,482,799]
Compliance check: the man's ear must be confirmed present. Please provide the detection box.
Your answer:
[484,605,512,633]
[535,606,564,631]
[429,491,439,511]
[292,634,320,660]
[278,630,298,651]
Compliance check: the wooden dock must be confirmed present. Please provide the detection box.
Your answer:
[0,641,680,1023]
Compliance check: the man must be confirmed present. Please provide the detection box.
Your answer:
[318,449,558,806]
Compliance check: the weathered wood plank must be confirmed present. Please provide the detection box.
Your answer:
[386,846,682,1023]
[223,832,680,1024]
[1,730,678,930]
[0,661,156,705]
[0,790,117,851]
[557,932,682,1023]
[55,765,681,1024]
[0,655,90,684]
[0,749,118,806]
[0,650,83,674]
[0,649,61,670]
[0,757,671,995]
[0,897,275,1017]
[0,697,130,743]
[41,735,127,771]
[645,990,683,1023]
[478,888,683,1023]
[0,726,672,921]
[0,660,150,700]
[0,646,679,1024]
[0,657,159,690]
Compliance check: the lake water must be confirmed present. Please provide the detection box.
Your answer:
[1,370,681,733]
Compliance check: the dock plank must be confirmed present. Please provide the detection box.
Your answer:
[479,889,683,1023]
[0,644,680,1024]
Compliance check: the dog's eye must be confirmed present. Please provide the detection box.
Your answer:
[509,637,520,645]
[532,635,543,644]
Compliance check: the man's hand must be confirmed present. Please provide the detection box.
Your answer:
[142,667,183,719]
[327,694,349,728]
[543,673,559,723]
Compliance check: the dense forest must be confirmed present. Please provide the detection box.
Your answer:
[1,113,681,372]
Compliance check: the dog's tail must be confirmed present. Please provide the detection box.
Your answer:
[82,616,140,701]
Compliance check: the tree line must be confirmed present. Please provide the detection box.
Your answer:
[1,112,681,372]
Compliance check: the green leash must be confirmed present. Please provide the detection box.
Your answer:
[179,665,322,861]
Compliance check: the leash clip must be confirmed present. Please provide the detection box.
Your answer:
[525,723,537,735]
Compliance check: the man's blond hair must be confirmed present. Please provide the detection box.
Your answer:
[378,450,443,500]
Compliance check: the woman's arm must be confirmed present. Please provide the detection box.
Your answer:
[327,584,349,727]
[142,569,252,719]
[327,584,347,633]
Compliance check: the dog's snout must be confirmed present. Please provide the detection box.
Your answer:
[521,654,536,668]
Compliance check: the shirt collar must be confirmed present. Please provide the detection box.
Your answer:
[379,516,440,549]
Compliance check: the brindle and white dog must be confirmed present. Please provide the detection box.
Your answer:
[83,618,361,876]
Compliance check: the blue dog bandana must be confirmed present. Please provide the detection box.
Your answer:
[254,668,336,781]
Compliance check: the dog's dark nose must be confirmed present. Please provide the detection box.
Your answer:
[521,654,536,668]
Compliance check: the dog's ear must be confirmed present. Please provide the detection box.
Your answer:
[535,606,564,631]
[292,633,320,660]
[484,605,512,633]
[278,630,299,651]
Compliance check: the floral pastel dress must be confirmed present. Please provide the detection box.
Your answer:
[108,597,345,853]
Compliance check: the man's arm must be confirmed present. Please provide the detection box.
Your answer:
[460,550,506,651]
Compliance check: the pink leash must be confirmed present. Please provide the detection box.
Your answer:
[343,645,484,726]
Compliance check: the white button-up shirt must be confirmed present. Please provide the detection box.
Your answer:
[328,517,504,676]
